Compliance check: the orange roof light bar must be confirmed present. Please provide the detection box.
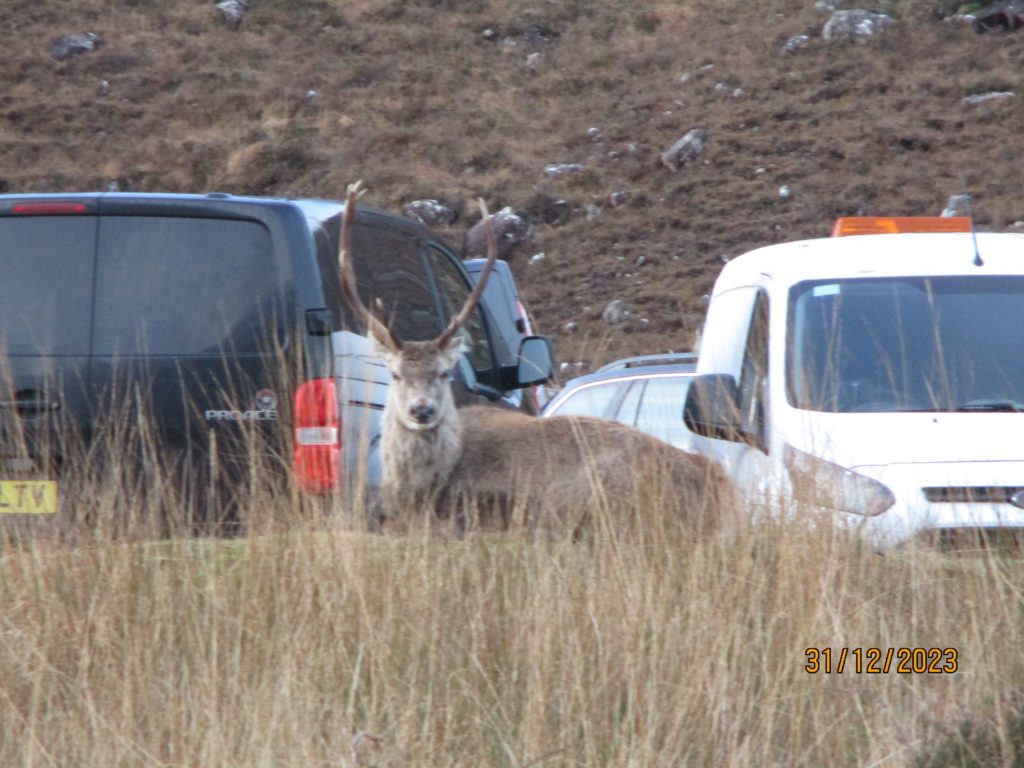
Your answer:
[831,216,972,237]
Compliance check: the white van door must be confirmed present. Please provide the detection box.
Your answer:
[690,287,778,508]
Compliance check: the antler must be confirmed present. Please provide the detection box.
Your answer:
[434,198,498,349]
[338,180,402,352]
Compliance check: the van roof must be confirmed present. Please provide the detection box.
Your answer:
[0,190,431,238]
[715,231,1024,292]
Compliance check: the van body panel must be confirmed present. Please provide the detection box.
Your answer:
[785,410,1024,469]
[333,329,388,494]
[844,462,1024,548]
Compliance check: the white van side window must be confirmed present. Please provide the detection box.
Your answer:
[700,286,758,375]
[737,291,769,452]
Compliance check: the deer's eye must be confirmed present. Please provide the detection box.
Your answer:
[391,372,402,382]
[439,372,449,381]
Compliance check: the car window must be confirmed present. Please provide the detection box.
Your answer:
[427,245,493,373]
[550,381,624,419]
[0,215,96,356]
[466,262,518,364]
[737,291,770,451]
[614,380,644,425]
[635,375,693,446]
[350,225,439,342]
[93,217,284,356]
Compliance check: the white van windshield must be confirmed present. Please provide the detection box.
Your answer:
[787,276,1024,413]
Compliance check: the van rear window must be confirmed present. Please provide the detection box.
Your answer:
[93,217,285,356]
[0,216,96,356]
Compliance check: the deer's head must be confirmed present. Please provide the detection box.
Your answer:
[338,181,498,432]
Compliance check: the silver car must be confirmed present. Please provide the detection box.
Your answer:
[542,356,697,451]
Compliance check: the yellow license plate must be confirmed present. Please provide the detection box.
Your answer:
[0,481,58,514]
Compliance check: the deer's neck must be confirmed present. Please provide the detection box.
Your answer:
[381,407,463,499]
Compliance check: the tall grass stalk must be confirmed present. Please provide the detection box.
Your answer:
[0,472,1022,766]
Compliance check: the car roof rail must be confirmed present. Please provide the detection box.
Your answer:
[597,352,697,371]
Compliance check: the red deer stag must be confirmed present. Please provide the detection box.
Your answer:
[339,181,731,536]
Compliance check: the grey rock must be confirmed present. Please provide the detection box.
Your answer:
[823,10,894,42]
[783,34,811,54]
[404,199,458,227]
[602,299,630,324]
[961,91,1014,107]
[216,0,250,28]
[609,190,629,207]
[544,163,586,179]
[661,128,707,172]
[972,2,1024,32]
[49,32,103,61]
[463,206,532,258]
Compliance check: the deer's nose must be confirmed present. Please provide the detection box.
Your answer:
[409,403,436,424]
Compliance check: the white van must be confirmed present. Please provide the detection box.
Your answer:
[683,217,1024,548]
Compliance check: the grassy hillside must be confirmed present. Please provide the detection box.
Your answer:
[4,0,1023,366]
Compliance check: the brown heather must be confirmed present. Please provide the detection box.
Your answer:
[3,0,1023,364]
[3,1,1024,765]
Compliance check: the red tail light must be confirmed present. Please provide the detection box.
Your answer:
[293,378,341,493]
[11,202,88,215]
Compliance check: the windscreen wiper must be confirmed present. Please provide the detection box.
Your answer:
[954,400,1024,413]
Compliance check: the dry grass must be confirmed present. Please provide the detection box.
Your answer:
[1,460,1023,766]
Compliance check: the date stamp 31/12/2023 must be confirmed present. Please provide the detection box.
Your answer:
[804,647,958,674]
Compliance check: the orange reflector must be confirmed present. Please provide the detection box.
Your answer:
[831,217,972,237]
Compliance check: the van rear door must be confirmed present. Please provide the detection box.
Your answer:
[89,211,293,511]
[0,203,97,509]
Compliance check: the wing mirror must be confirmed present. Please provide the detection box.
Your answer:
[683,373,760,447]
[515,336,555,387]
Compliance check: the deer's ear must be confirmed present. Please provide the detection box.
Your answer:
[437,334,464,371]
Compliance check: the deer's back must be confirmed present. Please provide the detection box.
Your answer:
[450,406,731,535]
